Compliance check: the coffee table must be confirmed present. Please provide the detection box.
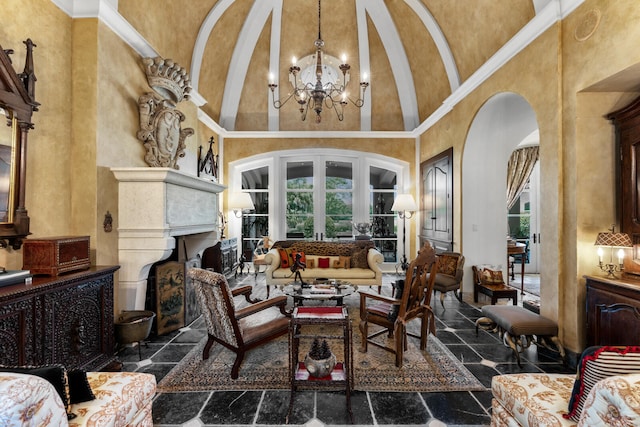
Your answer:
[281,280,355,306]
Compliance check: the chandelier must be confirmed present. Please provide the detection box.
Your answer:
[268,0,369,123]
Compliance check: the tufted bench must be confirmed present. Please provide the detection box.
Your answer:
[475,305,565,366]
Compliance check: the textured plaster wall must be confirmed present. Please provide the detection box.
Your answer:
[0,0,74,269]
[419,0,640,352]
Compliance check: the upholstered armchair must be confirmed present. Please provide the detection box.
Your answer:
[359,242,437,368]
[187,268,290,379]
[432,252,465,308]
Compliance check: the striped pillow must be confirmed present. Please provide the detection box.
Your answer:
[565,346,640,421]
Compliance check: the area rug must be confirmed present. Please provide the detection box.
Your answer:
[158,310,485,393]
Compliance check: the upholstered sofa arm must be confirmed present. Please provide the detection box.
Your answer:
[0,372,68,426]
[367,248,384,272]
[579,373,640,425]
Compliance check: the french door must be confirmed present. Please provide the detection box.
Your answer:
[507,163,539,273]
[283,156,355,240]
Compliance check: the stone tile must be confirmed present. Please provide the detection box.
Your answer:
[446,344,483,363]
[439,317,477,329]
[316,390,366,425]
[422,391,491,425]
[464,363,500,388]
[137,362,176,382]
[454,329,501,345]
[368,392,430,425]
[116,343,164,362]
[150,344,195,363]
[152,391,210,425]
[434,330,464,344]
[472,343,518,363]
[173,328,207,343]
[495,362,543,375]
[200,390,262,425]
[471,389,494,412]
[255,390,290,425]
[282,390,315,424]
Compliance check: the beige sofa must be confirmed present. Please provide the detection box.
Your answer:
[0,370,156,427]
[264,240,383,288]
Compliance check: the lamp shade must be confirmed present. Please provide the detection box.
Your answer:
[391,194,417,212]
[228,192,255,211]
[594,232,633,248]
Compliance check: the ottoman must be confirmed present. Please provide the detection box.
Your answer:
[476,305,564,366]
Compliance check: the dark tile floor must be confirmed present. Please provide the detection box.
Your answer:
[117,273,569,427]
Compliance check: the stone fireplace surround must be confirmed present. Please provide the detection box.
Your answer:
[112,167,225,313]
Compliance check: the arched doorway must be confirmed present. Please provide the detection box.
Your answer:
[461,92,539,295]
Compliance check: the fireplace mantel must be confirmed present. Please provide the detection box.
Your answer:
[112,167,225,311]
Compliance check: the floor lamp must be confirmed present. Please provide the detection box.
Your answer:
[229,192,255,275]
[391,194,417,272]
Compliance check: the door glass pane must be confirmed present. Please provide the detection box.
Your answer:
[241,166,269,260]
[325,161,353,239]
[286,161,314,239]
[507,180,531,265]
[369,166,397,262]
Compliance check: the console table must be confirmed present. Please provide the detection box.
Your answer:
[0,266,119,370]
[585,275,640,347]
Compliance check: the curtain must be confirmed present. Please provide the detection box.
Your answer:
[506,146,539,210]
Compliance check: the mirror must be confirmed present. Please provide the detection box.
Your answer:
[0,39,39,249]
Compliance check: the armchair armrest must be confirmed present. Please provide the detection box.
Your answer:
[232,285,259,303]
[579,373,640,425]
[235,295,290,319]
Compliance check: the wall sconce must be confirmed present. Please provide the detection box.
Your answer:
[391,194,418,272]
[595,226,633,278]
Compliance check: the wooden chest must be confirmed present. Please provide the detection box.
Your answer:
[22,236,91,276]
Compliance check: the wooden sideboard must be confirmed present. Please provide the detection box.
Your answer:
[201,238,238,277]
[585,275,640,347]
[0,266,119,370]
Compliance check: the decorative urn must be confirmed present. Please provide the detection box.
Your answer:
[304,338,336,378]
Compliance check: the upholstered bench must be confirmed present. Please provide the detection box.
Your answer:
[476,305,564,366]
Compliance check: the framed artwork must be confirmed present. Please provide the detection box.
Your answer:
[155,261,185,335]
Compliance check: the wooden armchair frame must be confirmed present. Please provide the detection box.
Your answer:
[359,242,437,367]
[188,268,291,379]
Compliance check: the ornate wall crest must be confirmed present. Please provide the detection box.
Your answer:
[137,57,194,169]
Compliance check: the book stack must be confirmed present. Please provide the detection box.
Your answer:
[310,284,337,294]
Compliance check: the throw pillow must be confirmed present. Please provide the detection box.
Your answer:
[333,258,345,268]
[481,268,504,285]
[351,248,369,269]
[339,256,351,269]
[278,248,293,269]
[68,369,95,404]
[318,257,330,268]
[306,258,316,268]
[437,255,458,276]
[387,279,405,321]
[565,345,640,421]
[0,364,74,419]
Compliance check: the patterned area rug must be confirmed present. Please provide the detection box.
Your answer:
[158,308,485,393]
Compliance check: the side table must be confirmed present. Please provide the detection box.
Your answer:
[287,306,353,424]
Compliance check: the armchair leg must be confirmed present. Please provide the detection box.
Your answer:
[202,335,215,360]
[359,319,368,352]
[231,350,246,379]
[440,292,446,308]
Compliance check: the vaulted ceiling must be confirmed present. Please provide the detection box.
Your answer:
[118,0,557,133]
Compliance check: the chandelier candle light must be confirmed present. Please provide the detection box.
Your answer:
[268,0,369,123]
[594,226,633,278]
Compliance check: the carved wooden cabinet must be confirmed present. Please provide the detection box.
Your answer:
[585,275,640,347]
[420,148,453,252]
[202,238,238,277]
[0,266,119,370]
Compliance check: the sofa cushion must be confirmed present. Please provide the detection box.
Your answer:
[565,345,640,421]
[492,373,575,427]
[278,248,293,268]
[68,369,96,404]
[351,248,368,269]
[481,268,504,284]
[71,371,156,427]
[318,257,330,268]
[0,364,72,418]
[0,372,69,426]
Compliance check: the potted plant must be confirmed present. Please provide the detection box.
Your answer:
[304,338,336,378]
